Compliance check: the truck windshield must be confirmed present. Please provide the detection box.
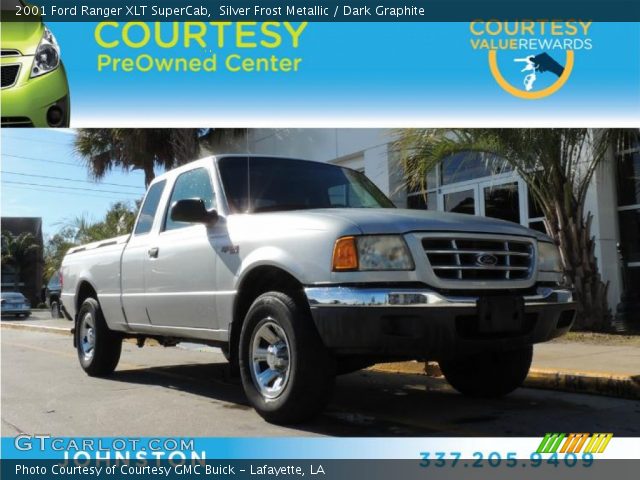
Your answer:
[218,157,395,213]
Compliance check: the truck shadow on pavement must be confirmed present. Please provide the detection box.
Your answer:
[105,361,640,437]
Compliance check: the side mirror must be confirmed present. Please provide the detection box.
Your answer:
[170,198,218,224]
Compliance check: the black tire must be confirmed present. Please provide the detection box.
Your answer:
[239,291,335,424]
[439,345,533,398]
[76,298,122,376]
[50,301,62,319]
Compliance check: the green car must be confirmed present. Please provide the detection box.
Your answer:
[1,1,70,127]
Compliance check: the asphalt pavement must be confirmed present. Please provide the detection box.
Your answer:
[2,316,639,437]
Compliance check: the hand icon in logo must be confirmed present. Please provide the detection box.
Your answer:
[532,53,565,77]
[514,52,565,91]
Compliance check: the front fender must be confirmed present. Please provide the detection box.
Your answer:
[234,246,308,289]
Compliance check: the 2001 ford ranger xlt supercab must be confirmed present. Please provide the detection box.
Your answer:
[61,155,575,423]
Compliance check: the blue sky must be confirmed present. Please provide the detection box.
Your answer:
[1,129,148,238]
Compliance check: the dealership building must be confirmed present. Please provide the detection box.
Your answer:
[217,129,639,325]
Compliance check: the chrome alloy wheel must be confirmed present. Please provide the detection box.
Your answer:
[79,311,96,362]
[250,319,291,399]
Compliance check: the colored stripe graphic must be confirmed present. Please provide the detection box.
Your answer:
[560,434,589,453]
[537,433,565,453]
[584,433,613,454]
[538,433,613,454]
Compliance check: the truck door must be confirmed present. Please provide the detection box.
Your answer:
[143,166,220,329]
[121,180,167,326]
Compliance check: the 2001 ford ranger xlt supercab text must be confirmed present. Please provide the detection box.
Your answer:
[61,155,575,423]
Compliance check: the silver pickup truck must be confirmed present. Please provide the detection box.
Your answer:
[61,155,575,423]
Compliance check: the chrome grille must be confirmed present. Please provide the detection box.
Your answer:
[422,236,534,281]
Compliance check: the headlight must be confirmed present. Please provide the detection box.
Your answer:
[31,27,60,78]
[332,235,414,271]
[538,241,562,272]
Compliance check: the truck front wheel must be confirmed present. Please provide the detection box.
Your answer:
[439,345,533,398]
[76,298,122,376]
[239,291,335,424]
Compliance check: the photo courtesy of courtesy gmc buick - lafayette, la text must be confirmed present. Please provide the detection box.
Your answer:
[61,156,576,424]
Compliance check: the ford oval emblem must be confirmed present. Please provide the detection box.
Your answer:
[476,253,498,267]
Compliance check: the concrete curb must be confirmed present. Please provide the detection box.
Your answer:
[524,368,640,400]
[4,322,638,400]
[0,322,160,347]
[1,322,71,335]
[367,361,640,400]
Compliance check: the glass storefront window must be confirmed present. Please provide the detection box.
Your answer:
[528,188,545,218]
[426,168,438,191]
[407,192,437,210]
[483,182,520,224]
[407,169,438,194]
[441,152,511,186]
[617,150,640,207]
[444,189,475,215]
[528,220,548,234]
[622,267,640,300]
[618,209,640,264]
[616,139,640,303]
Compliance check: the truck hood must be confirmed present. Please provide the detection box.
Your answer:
[304,208,550,240]
[0,18,43,55]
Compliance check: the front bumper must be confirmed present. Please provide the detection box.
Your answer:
[305,286,575,359]
[1,56,70,127]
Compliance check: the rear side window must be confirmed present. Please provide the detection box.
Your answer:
[134,180,166,235]
[164,168,215,231]
[218,157,249,213]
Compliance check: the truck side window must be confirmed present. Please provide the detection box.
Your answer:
[164,168,216,231]
[134,180,166,235]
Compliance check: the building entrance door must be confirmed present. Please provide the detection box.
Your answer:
[439,178,525,225]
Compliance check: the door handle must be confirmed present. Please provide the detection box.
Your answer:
[148,247,159,258]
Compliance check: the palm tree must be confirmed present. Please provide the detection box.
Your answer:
[62,202,139,245]
[1,231,40,292]
[395,128,639,331]
[74,129,203,187]
[74,129,247,187]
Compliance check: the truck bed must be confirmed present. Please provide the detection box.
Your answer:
[61,235,129,328]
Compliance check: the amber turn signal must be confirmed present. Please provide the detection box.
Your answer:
[332,236,359,271]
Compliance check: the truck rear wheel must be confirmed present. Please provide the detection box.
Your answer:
[439,345,533,398]
[239,291,335,424]
[76,298,122,376]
